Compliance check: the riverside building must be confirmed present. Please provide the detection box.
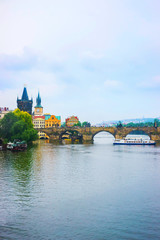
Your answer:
[0,107,11,119]
[66,116,79,127]
[45,115,61,128]
[33,92,48,139]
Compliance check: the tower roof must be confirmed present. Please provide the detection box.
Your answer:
[35,92,42,108]
[22,87,29,101]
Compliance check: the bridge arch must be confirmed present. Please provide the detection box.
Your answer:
[124,129,151,139]
[92,130,115,142]
[59,129,83,143]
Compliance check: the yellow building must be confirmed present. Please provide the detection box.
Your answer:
[45,115,61,128]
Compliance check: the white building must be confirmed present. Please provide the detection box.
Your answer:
[0,107,11,119]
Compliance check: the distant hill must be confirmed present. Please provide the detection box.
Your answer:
[96,117,160,127]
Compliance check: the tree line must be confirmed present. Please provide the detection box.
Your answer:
[61,121,91,127]
[117,119,160,128]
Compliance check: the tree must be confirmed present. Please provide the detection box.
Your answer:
[0,112,19,142]
[117,121,123,128]
[13,108,33,128]
[74,121,81,127]
[154,118,159,128]
[82,121,91,127]
[61,122,66,127]
[0,109,38,143]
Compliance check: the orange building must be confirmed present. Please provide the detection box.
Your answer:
[65,116,79,127]
[45,115,61,128]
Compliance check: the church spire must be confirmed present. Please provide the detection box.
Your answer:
[34,91,43,116]
[22,87,29,101]
[35,91,42,108]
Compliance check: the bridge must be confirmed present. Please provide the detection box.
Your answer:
[36,126,160,143]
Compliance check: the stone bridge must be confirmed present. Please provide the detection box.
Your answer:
[36,126,160,143]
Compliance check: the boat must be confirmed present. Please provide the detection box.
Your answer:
[7,142,13,150]
[7,140,27,151]
[113,138,156,145]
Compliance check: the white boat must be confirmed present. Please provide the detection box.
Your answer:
[7,142,13,150]
[113,138,156,145]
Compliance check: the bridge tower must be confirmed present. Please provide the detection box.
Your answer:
[17,86,33,115]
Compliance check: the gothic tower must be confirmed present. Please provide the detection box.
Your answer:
[34,92,43,116]
[17,87,33,115]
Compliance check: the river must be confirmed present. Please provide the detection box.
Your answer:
[0,132,160,240]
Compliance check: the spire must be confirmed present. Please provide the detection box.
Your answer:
[22,87,29,101]
[35,91,42,108]
[37,92,41,105]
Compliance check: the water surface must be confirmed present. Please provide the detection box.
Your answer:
[0,133,160,240]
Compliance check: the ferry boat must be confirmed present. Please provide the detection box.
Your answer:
[113,138,156,145]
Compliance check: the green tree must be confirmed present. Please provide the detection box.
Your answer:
[61,122,66,127]
[82,121,91,127]
[0,109,38,143]
[0,112,19,142]
[74,121,81,127]
[154,118,159,128]
[126,121,155,128]
[13,108,33,128]
[117,121,123,128]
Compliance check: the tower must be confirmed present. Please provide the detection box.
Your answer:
[34,92,43,116]
[17,87,33,115]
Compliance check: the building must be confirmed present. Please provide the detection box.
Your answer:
[17,87,33,115]
[66,116,79,127]
[45,115,61,128]
[32,115,48,139]
[34,92,43,116]
[44,114,51,120]
[0,107,11,119]
[33,116,45,128]
[32,93,48,138]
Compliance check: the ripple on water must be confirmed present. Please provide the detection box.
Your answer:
[0,137,160,239]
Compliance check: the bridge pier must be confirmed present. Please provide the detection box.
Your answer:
[150,134,160,143]
[49,135,60,143]
[82,134,93,144]
[115,134,124,140]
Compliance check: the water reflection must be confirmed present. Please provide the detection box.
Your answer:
[0,137,160,239]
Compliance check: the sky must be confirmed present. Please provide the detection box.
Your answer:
[0,0,160,124]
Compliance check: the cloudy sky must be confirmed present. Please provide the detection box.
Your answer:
[0,0,160,123]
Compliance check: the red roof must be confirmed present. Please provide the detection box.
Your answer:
[33,116,45,119]
[65,116,79,122]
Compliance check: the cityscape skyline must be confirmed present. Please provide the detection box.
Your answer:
[0,0,160,124]
[1,85,160,125]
